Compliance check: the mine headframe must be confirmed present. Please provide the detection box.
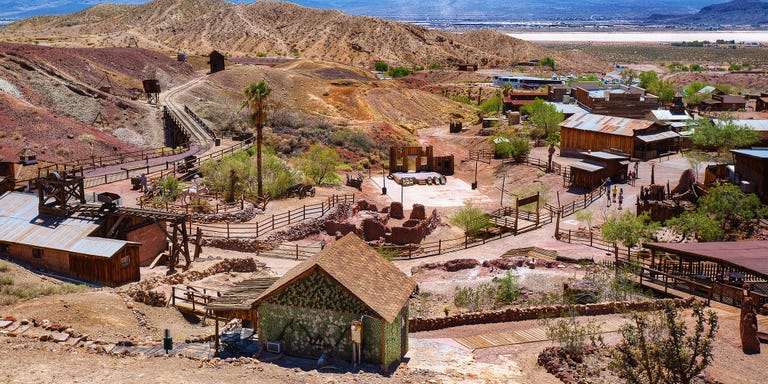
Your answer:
[37,166,86,218]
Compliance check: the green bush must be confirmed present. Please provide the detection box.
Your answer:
[374,61,389,72]
[0,262,8,272]
[449,200,491,236]
[428,63,441,70]
[0,275,14,286]
[387,66,412,78]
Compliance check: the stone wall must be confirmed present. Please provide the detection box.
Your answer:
[408,298,695,332]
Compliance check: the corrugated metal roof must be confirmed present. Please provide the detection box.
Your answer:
[644,241,768,279]
[697,85,718,94]
[584,151,629,160]
[636,131,680,143]
[561,113,655,137]
[570,162,605,172]
[0,192,133,258]
[651,109,691,121]
[720,119,768,132]
[546,102,588,115]
[731,149,768,159]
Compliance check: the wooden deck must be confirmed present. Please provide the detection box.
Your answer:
[453,317,626,350]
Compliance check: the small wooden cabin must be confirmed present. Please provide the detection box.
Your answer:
[569,151,630,189]
[389,146,454,175]
[0,191,140,286]
[254,234,417,372]
[731,148,768,203]
[560,113,679,160]
[209,50,225,74]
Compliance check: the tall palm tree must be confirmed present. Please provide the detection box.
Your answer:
[242,81,272,198]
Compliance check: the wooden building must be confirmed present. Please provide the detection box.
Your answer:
[0,191,140,286]
[389,146,454,175]
[701,94,746,111]
[569,151,630,189]
[457,63,478,72]
[643,241,768,306]
[560,113,680,160]
[208,50,225,74]
[723,119,768,146]
[572,84,659,119]
[503,89,548,112]
[756,92,768,112]
[253,234,417,371]
[731,148,768,203]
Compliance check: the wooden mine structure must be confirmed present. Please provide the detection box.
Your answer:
[142,79,161,104]
[388,146,454,176]
[37,167,86,218]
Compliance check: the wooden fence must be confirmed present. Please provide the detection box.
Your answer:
[67,144,191,172]
[171,285,222,314]
[255,242,323,260]
[546,183,607,218]
[195,194,356,239]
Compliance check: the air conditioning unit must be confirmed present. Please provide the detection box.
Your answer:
[266,340,282,353]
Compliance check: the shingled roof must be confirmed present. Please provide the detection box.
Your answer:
[254,233,417,323]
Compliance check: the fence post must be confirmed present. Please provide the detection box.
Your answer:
[287,210,291,225]
[590,231,593,247]
[171,287,176,306]
[226,222,230,239]
[272,214,275,231]
[296,244,300,260]
[303,206,306,220]
[255,222,259,238]
[464,235,468,249]
[438,239,442,255]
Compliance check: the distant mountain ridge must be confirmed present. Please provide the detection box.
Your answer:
[648,0,768,25]
[0,0,606,72]
[0,0,724,20]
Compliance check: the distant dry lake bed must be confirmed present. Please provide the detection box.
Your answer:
[506,30,768,43]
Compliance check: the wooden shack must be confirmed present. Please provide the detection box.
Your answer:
[560,113,679,160]
[0,191,140,286]
[253,234,417,371]
[389,146,454,175]
[457,63,478,71]
[572,84,659,119]
[208,50,225,74]
[569,151,630,188]
[731,148,768,203]
[503,89,548,112]
[701,94,746,111]
[756,92,768,112]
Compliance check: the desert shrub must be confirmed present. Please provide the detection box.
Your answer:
[190,196,211,213]
[454,271,523,311]
[427,63,441,70]
[449,200,490,236]
[610,300,718,384]
[374,61,389,72]
[376,247,400,261]
[330,128,380,154]
[728,63,742,71]
[12,131,23,140]
[544,316,604,355]
[157,176,180,202]
[410,291,433,318]
[494,271,523,304]
[479,92,503,115]
[78,134,95,144]
[298,144,342,185]
[0,262,8,272]
[55,147,73,156]
[387,66,411,78]
[0,275,14,286]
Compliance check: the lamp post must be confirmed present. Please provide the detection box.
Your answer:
[381,166,387,195]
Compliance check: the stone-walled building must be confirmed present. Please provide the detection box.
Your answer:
[254,234,417,371]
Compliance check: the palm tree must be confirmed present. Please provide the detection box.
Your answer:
[242,81,272,198]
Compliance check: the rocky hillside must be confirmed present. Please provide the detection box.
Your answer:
[0,42,195,162]
[1,0,606,72]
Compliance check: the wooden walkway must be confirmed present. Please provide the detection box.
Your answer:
[453,317,627,350]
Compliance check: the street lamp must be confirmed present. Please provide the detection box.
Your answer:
[381,166,387,195]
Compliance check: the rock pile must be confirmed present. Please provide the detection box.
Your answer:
[191,206,256,223]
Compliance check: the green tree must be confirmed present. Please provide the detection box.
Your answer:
[374,61,388,72]
[298,144,342,185]
[601,211,659,253]
[638,70,659,89]
[666,211,725,242]
[683,149,710,181]
[689,118,759,157]
[479,91,504,115]
[610,300,718,384]
[575,209,595,230]
[387,66,411,78]
[539,56,555,70]
[521,98,564,143]
[698,183,767,232]
[242,81,272,198]
[450,200,491,236]
[621,69,638,85]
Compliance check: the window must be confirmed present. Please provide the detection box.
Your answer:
[120,254,131,268]
[32,248,43,259]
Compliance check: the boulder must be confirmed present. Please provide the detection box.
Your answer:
[410,204,426,220]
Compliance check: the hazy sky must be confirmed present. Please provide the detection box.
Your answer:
[0,0,727,19]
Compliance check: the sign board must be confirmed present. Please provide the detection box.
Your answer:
[516,192,540,208]
[350,321,363,344]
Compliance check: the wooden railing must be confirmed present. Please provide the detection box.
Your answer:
[171,285,222,314]
[255,242,323,260]
[546,183,607,218]
[66,144,191,172]
[184,105,218,140]
[195,194,355,240]
[615,259,713,306]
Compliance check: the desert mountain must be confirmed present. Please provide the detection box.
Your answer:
[648,0,768,25]
[1,0,605,72]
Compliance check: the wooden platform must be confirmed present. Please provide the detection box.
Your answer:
[453,317,626,350]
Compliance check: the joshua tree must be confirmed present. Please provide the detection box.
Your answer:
[242,81,272,198]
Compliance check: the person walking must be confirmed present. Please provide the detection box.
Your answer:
[634,161,639,178]
[607,187,612,207]
[618,188,624,210]
[612,185,618,203]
